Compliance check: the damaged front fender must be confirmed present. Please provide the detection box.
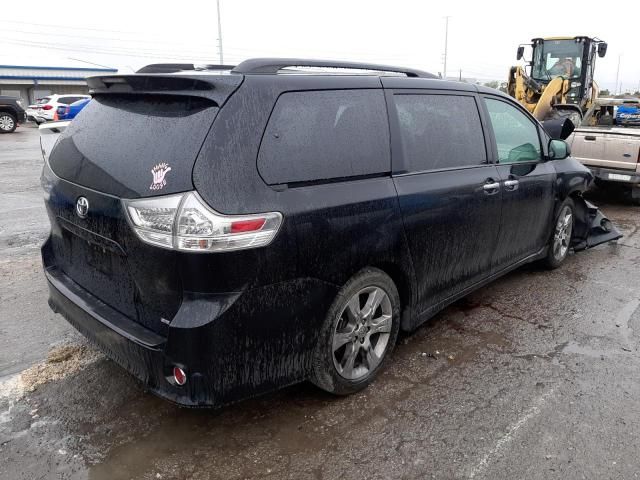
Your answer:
[571,197,622,251]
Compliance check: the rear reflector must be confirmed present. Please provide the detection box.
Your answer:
[230,218,266,233]
[173,367,187,386]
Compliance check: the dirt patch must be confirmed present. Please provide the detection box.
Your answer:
[20,344,100,393]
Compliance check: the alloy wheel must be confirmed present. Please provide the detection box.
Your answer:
[553,205,573,260]
[332,286,393,380]
[0,115,15,132]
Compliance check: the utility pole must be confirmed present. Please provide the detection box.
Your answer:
[216,0,224,65]
[614,54,621,95]
[443,16,451,79]
[459,69,462,81]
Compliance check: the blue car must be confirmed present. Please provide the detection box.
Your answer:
[616,104,640,126]
[55,98,90,121]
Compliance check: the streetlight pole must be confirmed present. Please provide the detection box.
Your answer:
[216,0,224,65]
[443,16,451,79]
[614,54,621,95]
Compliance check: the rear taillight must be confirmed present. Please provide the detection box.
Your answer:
[42,104,53,110]
[123,192,283,252]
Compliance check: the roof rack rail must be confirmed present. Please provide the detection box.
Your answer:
[231,58,436,78]
[136,63,236,74]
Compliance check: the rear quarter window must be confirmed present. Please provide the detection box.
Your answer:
[258,89,390,185]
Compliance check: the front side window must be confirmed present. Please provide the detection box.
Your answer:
[484,98,542,163]
[258,89,390,185]
[393,94,486,172]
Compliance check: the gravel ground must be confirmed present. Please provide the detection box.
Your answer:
[1,125,639,480]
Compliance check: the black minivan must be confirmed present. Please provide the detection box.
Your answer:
[41,58,620,407]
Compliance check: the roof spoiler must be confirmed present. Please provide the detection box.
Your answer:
[86,74,243,104]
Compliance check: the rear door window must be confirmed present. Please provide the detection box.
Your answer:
[483,97,542,163]
[258,89,390,185]
[393,93,487,172]
[59,96,82,105]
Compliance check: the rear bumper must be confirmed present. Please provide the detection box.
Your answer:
[42,236,336,407]
[44,265,201,404]
[586,166,640,186]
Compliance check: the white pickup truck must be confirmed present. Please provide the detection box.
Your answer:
[569,98,640,204]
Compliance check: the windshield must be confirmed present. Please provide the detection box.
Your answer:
[532,40,584,81]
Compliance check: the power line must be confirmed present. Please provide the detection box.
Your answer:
[0,37,223,61]
[0,19,153,36]
[0,38,229,63]
[0,27,215,51]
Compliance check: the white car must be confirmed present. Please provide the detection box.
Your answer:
[30,94,90,123]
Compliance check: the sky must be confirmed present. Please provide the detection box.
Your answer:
[1,0,639,93]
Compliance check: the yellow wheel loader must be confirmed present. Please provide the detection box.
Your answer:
[507,36,608,137]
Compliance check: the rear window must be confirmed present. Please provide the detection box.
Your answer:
[394,94,487,172]
[49,94,219,197]
[258,89,390,185]
[37,97,51,105]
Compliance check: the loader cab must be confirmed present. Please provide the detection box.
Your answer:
[524,37,606,106]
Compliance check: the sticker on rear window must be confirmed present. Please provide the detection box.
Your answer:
[150,163,172,191]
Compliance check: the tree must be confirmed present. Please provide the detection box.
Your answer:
[483,80,500,89]
[599,89,610,97]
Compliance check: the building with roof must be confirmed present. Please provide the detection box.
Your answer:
[0,64,117,104]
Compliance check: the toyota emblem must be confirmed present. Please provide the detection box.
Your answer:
[76,197,89,218]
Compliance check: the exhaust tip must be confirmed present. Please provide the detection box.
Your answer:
[173,366,187,386]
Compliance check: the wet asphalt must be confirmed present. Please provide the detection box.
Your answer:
[1,126,640,480]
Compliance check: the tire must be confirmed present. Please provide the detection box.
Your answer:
[311,268,401,395]
[543,198,575,269]
[630,187,640,206]
[0,113,17,133]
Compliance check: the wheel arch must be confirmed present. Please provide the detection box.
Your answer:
[367,261,415,332]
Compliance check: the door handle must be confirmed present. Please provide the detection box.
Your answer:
[504,179,519,191]
[585,136,597,141]
[483,181,500,194]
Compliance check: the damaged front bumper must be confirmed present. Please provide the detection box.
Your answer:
[572,199,622,251]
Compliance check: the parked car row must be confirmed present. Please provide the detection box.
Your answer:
[26,94,91,124]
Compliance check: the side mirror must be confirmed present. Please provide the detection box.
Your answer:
[516,46,525,60]
[597,42,608,58]
[548,139,571,160]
